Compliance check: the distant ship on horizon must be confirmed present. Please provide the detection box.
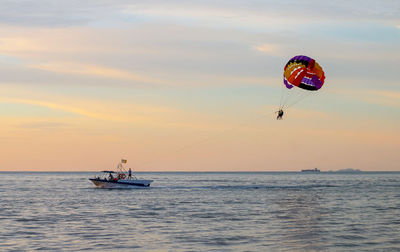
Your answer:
[301,168,321,173]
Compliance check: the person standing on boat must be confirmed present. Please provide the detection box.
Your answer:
[128,168,132,179]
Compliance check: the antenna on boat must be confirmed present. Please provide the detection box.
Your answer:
[117,159,127,172]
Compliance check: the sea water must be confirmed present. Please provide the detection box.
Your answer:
[0,172,399,251]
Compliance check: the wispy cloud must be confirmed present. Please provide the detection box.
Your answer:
[1,97,127,121]
[0,30,126,57]
[123,4,305,32]
[332,88,400,108]
[30,62,165,85]
[0,37,51,53]
[0,95,238,130]
[254,43,283,56]
[124,1,400,30]
[16,121,70,130]
[29,61,278,87]
[0,1,399,28]
[0,0,114,27]
[364,90,400,108]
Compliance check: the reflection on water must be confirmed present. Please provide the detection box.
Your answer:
[0,172,399,251]
[275,190,327,251]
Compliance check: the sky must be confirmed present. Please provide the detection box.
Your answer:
[0,0,399,171]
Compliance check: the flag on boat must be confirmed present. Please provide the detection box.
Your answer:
[121,159,127,163]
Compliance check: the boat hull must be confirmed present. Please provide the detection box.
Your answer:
[89,178,153,188]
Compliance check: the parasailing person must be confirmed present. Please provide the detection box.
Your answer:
[278,55,326,118]
[276,109,284,120]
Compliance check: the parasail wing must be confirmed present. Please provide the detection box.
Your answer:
[283,55,325,91]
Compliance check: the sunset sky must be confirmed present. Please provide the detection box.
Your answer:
[0,1,399,171]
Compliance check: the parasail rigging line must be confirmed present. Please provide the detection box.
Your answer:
[135,110,277,171]
[282,92,312,110]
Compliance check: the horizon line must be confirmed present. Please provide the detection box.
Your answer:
[0,170,398,173]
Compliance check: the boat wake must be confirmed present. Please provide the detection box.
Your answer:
[152,184,338,190]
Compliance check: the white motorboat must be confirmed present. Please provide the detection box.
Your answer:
[89,160,153,188]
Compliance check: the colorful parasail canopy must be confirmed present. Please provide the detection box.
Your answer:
[283,55,325,91]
